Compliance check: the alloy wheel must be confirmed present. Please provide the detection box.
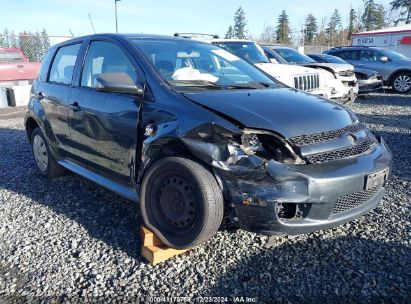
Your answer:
[393,75,411,92]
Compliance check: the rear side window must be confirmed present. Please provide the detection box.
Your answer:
[81,41,137,88]
[49,44,81,85]
[333,50,359,60]
[37,49,55,82]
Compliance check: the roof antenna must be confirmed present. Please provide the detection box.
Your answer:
[68,28,75,37]
[88,13,96,34]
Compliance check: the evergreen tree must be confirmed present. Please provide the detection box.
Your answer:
[348,8,357,38]
[233,7,248,39]
[225,26,234,39]
[276,10,291,44]
[390,0,411,24]
[326,9,342,44]
[362,0,385,30]
[305,13,318,44]
[41,28,50,56]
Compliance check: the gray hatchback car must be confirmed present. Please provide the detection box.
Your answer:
[325,46,411,93]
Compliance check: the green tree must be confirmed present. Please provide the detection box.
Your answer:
[225,25,234,39]
[326,9,342,45]
[362,0,385,30]
[276,10,291,44]
[390,0,411,24]
[41,28,50,56]
[233,7,248,39]
[348,8,357,39]
[305,13,318,44]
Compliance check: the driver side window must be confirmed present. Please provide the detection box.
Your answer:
[81,41,137,88]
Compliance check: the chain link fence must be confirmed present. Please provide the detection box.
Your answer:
[0,34,73,85]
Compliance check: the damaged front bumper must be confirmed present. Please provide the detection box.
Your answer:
[215,137,392,235]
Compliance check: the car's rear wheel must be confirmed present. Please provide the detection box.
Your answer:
[31,127,65,178]
[391,72,411,94]
[140,157,224,249]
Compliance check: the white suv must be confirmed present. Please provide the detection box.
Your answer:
[209,39,349,102]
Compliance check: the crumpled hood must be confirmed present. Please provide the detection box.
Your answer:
[182,87,357,138]
[301,62,354,73]
[255,63,318,77]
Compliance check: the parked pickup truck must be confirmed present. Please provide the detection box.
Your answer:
[0,47,41,82]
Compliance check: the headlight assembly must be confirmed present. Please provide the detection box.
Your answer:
[239,129,305,165]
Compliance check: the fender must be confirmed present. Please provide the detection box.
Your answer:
[25,95,60,157]
[387,69,411,84]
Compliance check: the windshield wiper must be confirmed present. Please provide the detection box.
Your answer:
[169,80,222,89]
[225,81,271,90]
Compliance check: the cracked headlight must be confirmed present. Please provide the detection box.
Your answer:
[240,130,305,165]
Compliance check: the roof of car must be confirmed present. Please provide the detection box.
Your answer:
[327,46,381,51]
[262,45,292,50]
[209,39,254,43]
[50,33,196,49]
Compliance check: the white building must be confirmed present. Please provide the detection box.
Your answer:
[351,24,411,58]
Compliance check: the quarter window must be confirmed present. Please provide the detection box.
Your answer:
[49,44,81,84]
[81,41,137,88]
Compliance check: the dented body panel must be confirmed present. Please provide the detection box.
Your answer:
[25,34,393,237]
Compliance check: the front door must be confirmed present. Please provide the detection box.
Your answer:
[67,40,143,187]
[39,43,82,151]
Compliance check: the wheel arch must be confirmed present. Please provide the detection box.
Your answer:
[388,69,411,85]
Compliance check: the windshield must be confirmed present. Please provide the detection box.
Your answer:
[378,49,409,60]
[314,54,348,64]
[132,39,276,90]
[211,41,271,64]
[274,48,316,64]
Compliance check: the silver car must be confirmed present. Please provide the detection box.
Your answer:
[325,46,411,94]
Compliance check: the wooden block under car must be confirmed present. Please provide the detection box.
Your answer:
[140,226,189,265]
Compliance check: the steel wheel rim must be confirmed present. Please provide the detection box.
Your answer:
[394,75,411,92]
[33,134,48,172]
[158,175,197,229]
[150,171,200,234]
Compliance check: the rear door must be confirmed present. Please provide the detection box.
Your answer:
[67,39,144,187]
[36,42,82,152]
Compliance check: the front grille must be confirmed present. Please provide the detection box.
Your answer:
[306,137,374,164]
[290,123,363,146]
[293,74,319,92]
[331,187,381,215]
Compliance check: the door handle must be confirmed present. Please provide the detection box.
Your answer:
[68,101,80,111]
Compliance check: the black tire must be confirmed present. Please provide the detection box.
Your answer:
[140,157,224,249]
[30,127,65,178]
[391,72,411,94]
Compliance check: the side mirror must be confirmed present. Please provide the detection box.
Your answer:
[95,72,144,96]
[380,56,389,62]
[270,58,279,64]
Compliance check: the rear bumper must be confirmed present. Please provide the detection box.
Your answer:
[218,137,392,235]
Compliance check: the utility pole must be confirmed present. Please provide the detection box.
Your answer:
[115,0,121,33]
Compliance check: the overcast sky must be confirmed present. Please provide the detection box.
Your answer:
[1,0,394,39]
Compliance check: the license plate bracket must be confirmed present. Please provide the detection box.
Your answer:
[365,168,389,190]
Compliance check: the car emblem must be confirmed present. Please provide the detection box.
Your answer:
[347,134,357,145]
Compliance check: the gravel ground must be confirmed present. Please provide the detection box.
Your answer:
[0,94,410,303]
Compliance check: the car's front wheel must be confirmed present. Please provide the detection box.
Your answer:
[140,157,224,249]
[31,127,65,178]
[392,72,411,94]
